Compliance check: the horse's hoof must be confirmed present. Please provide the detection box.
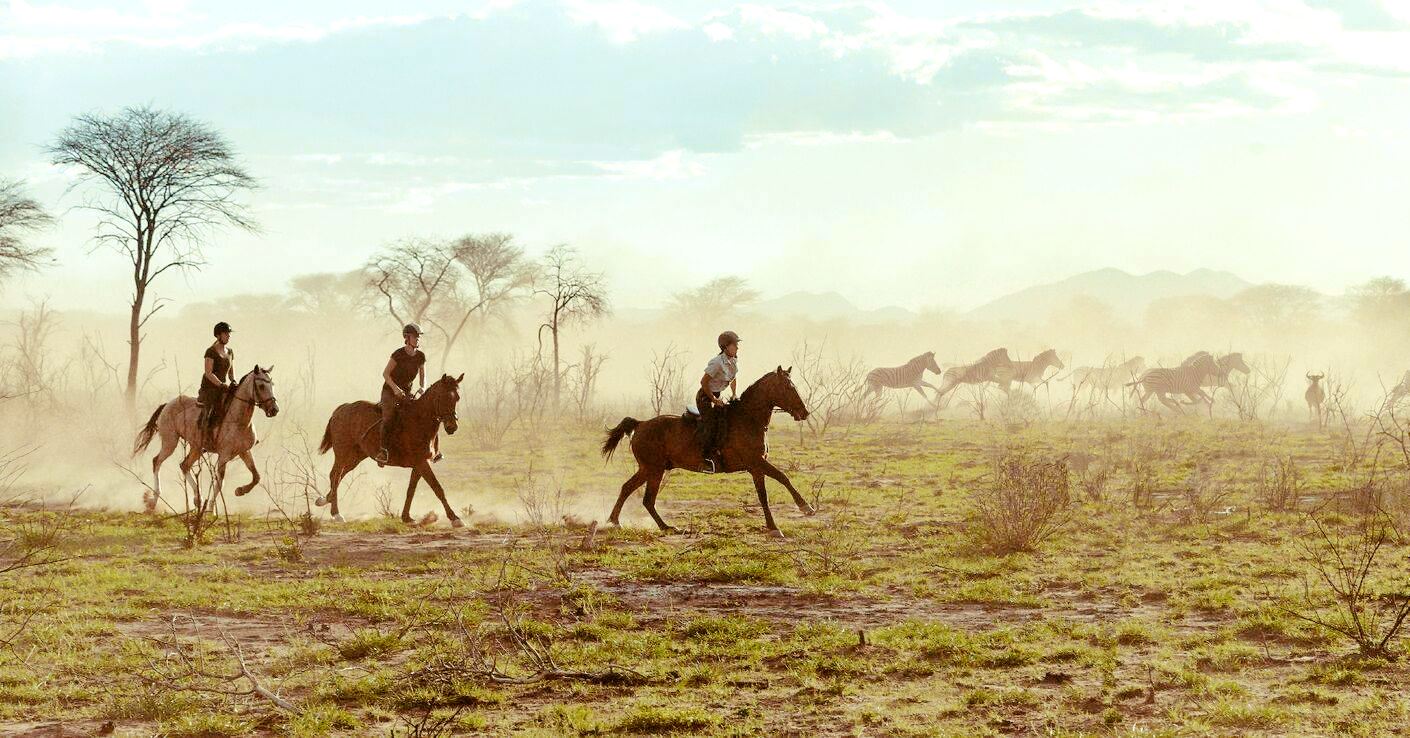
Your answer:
[314,496,327,507]
[801,505,817,516]
[608,517,621,528]
[661,525,679,535]
[767,528,786,540]
[451,518,464,529]
[331,514,345,523]
[234,488,250,497]
[401,517,415,525]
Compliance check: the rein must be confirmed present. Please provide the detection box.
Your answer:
[229,371,277,413]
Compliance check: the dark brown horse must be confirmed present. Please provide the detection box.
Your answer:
[601,366,814,538]
[315,373,463,526]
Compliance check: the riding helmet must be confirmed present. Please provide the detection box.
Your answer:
[717,330,741,350]
[213,321,233,336]
[403,323,423,336]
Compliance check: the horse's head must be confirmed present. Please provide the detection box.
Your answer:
[765,365,809,421]
[243,365,278,417]
[924,351,942,374]
[425,373,463,434]
[1037,348,1064,370]
[1223,353,1250,375]
[1128,356,1146,373]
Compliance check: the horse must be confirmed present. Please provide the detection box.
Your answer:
[601,366,813,538]
[133,365,280,511]
[315,373,463,526]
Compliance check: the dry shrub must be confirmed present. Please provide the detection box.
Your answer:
[790,340,884,440]
[971,452,1071,554]
[1257,456,1303,512]
[1279,513,1410,658]
[995,389,1042,431]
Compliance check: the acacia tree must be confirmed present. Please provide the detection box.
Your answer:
[668,275,759,323]
[534,245,608,409]
[440,233,533,370]
[0,179,54,284]
[49,106,257,412]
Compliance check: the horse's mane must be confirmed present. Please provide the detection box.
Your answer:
[905,352,931,369]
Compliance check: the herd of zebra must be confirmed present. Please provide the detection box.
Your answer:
[863,349,1410,419]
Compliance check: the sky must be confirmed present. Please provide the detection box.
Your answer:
[2,0,1409,314]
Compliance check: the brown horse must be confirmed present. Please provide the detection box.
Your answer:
[315,374,463,526]
[601,366,814,538]
[134,365,280,511]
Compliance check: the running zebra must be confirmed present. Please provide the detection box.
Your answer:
[1065,356,1146,394]
[863,351,943,402]
[1128,353,1220,414]
[993,348,1065,393]
[1180,351,1250,389]
[935,348,1013,408]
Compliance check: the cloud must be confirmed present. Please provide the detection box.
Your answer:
[561,0,687,43]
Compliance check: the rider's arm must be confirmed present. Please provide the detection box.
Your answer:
[225,351,236,384]
[418,363,426,394]
[203,357,223,387]
[701,373,725,407]
[729,377,737,400]
[383,358,405,397]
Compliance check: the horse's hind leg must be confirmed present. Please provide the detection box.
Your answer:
[177,444,204,510]
[750,470,782,538]
[151,431,181,504]
[416,462,461,528]
[609,468,649,526]
[639,470,673,532]
[233,450,259,497]
[757,459,815,516]
[400,468,423,524]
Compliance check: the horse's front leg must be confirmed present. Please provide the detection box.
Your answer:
[233,450,260,497]
[415,462,462,528]
[749,470,783,538]
[401,468,422,524]
[757,459,815,516]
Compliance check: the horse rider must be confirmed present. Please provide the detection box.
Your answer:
[376,323,427,467]
[198,321,237,449]
[696,330,740,472]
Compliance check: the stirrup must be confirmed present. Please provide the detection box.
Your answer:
[702,457,719,474]
[375,449,389,467]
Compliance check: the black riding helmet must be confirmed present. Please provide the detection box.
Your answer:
[213,321,233,337]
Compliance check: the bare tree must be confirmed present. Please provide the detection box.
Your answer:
[646,343,686,415]
[441,233,532,370]
[0,179,54,283]
[364,238,458,333]
[48,106,257,413]
[533,245,608,410]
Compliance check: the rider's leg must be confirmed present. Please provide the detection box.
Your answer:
[376,388,398,465]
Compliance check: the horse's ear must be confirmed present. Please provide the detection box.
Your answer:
[776,365,783,374]
[785,366,792,374]
[266,365,274,374]
[455,373,464,383]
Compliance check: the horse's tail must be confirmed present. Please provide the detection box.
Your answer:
[319,413,336,455]
[132,403,166,456]
[601,417,639,462]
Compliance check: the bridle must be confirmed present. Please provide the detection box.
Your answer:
[422,382,459,426]
[231,370,278,414]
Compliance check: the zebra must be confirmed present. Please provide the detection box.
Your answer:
[934,348,1013,408]
[1127,353,1220,415]
[1180,351,1250,390]
[863,351,943,402]
[992,348,1065,393]
[1304,373,1325,428]
[1064,356,1146,393]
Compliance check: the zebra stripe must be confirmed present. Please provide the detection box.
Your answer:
[864,351,942,401]
[935,348,1013,407]
[1129,354,1219,414]
[993,348,1065,392]
[1066,356,1145,390]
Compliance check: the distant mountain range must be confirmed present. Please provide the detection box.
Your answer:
[615,269,1263,325]
[965,268,1256,323]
